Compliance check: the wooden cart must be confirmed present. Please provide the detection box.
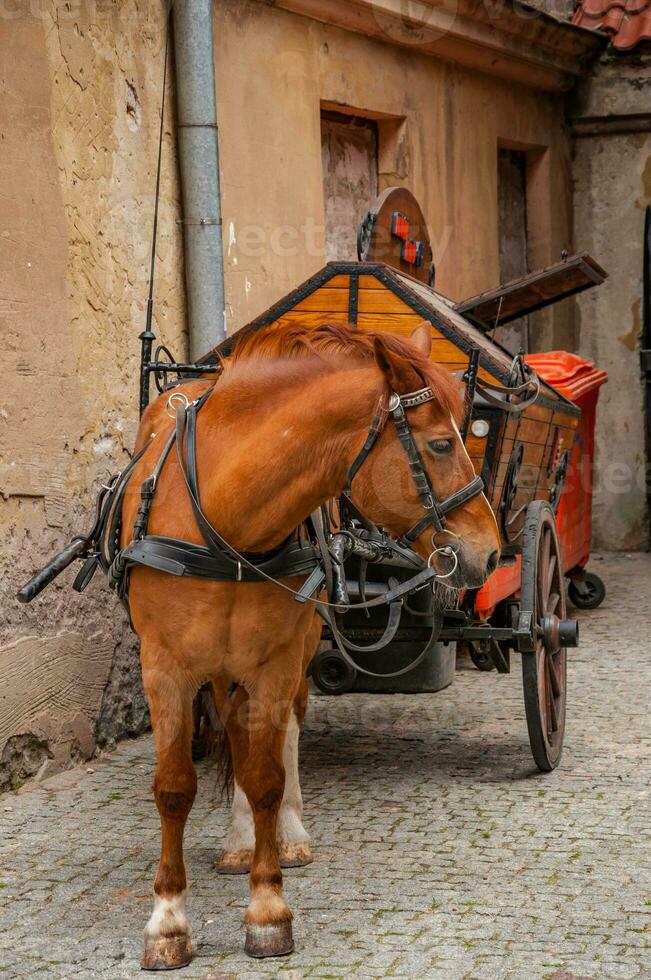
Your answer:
[213,188,605,771]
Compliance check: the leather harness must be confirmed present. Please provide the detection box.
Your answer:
[71,379,485,676]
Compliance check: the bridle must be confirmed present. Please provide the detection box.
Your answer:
[343,384,485,558]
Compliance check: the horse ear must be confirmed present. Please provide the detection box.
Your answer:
[374,337,423,394]
[410,322,432,358]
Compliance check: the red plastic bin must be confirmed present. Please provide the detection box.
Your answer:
[525,352,608,574]
[473,352,607,620]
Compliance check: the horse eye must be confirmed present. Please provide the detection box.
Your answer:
[428,438,454,456]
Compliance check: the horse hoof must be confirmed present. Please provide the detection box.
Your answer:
[244,921,294,959]
[141,935,192,971]
[217,849,251,875]
[279,841,313,868]
[219,843,312,875]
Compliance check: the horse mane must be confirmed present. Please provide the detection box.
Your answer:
[223,321,464,422]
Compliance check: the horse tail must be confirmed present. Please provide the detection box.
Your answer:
[194,683,234,801]
[190,684,234,800]
[212,715,234,801]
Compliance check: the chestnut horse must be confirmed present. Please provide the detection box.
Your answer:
[122,321,500,968]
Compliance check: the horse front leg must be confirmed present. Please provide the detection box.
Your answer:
[141,655,197,971]
[227,668,299,958]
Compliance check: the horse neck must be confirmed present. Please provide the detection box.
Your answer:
[199,363,380,552]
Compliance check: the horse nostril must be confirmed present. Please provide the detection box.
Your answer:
[486,550,499,576]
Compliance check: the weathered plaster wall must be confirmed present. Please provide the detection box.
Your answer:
[321,114,379,262]
[572,53,651,549]
[0,2,186,789]
[214,0,575,352]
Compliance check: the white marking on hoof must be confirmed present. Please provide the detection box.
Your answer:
[279,840,313,868]
[144,891,190,941]
[218,848,253,874]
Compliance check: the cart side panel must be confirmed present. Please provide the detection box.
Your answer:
[238,266,579,550]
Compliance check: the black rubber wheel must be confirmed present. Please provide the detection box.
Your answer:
[521,501,568,772]
[311,649,357,695]
[568,571,606,610]
[469,646,496,671]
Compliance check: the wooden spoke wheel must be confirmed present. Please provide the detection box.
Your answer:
[520,501,569,771]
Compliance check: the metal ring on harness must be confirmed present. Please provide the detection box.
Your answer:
[166,391,190,419]
[427,546,459,579]
[431,528,461,553]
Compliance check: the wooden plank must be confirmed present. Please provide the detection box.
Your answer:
[358,289,415,315]
[272,311,350,326]
[293,288,350,313]
[292,285,416,315]
[359,275,386,290]
[325,275,352,289]
[455,253,608,328]
[355,313,421,331]
[524,403,554,423]
[522,443,547,467]
[553,411,580,432]
[516,418,555,445]
[466,435,489,457]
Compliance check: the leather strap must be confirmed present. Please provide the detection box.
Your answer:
[344,413,383,491]
[322,599,443,679]
[475,376,539,413]
[400,474,485,546]
[117,535,320,583]
[390,398,444,533]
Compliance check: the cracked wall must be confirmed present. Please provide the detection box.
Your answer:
[0,1,186,790]
[572,53,651,549]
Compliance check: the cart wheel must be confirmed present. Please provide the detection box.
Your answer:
[568,571,606,610]
[311,649,357,695]
[520,501,568,772]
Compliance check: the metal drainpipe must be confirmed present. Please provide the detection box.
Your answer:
[173,0,226,359]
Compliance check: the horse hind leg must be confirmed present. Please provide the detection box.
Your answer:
[217,682,312,875]
[140,655,197,971]
[276,677,311,868]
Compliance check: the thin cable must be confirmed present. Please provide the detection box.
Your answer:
[145,25,170,333]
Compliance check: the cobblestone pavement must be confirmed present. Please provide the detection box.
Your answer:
[1,553,649,979]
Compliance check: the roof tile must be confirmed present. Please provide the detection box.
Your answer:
[573,0,651,50]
